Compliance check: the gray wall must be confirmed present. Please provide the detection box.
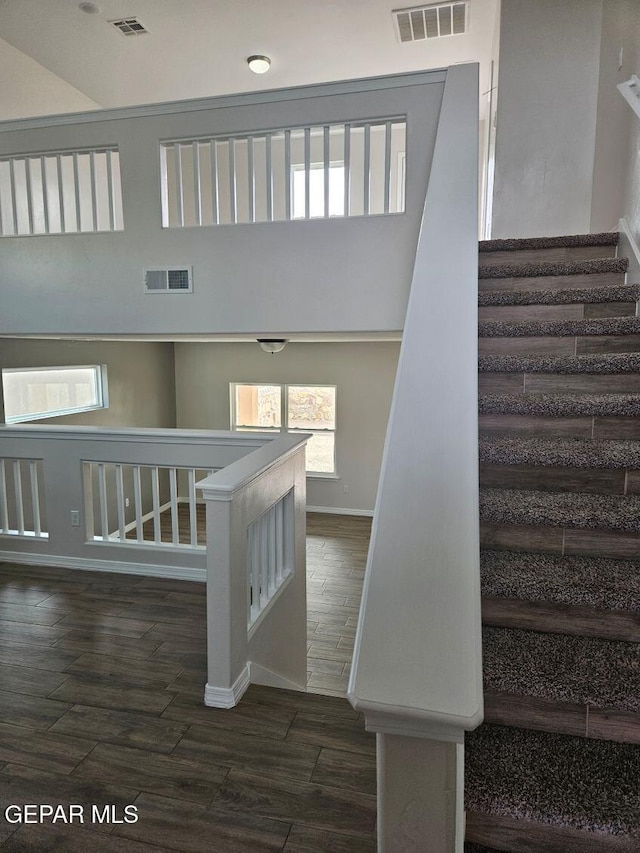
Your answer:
[174,341,400,513]
[492,0,603,238]
[0,339,176,428]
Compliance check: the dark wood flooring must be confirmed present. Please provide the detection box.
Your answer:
[0,513,375,852]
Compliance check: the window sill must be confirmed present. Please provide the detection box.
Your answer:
[307,472,340,481]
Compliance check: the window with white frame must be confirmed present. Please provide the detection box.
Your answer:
[230,383,336,475]
[2,365,107,424]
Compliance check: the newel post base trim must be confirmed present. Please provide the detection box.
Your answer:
[203,665,250,709]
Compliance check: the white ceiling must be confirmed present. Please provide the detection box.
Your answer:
[0,0,499,118]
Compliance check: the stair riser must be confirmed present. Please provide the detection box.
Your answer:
[480,272,625,293]
[479,335,640,357]
[478,303,636,322]
[481,522,640,561]
[479,245,618,267]
[479,464,631,495]
[479,373,640,394]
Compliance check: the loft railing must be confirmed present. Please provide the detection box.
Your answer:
[0,425,308,707]
[348,63,482,852]
[0,70,447,337]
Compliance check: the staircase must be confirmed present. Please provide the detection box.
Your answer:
[465,233,640,852]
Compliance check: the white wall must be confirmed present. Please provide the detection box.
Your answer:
[174,341,400,513]
[492,0,603,238]
[0,37,99,120]
[591,0,640,233]
[0,339,176,428]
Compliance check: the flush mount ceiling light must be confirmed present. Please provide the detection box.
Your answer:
[79,2,100,13]
[247,55,271,74]
[257,338,288,354]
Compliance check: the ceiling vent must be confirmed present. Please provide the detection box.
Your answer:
[144,267,193,294]
[393,2,467,42]
[110,18,149,36]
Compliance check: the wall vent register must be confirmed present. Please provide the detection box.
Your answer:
[144,267,193,293]
[393,2,467,42]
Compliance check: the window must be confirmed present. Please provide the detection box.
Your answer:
[230,383,336,475]
[2,365,107,424]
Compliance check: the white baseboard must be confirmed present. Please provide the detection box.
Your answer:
[204,666,250,709]
[618,217,640,285]
[249,661,306,693]
[0,550,205,582]
[306,505,373,517]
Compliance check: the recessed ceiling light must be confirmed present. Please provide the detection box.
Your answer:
[79,2,100,13]
[247,55,271,74]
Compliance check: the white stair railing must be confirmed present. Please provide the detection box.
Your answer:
[348,63,482,853]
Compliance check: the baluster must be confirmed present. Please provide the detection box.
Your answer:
[24,158,34,235]
[115,463,126,540]
[174,144,185,227]
[343,124,351,217]
[275,498,284,583]
[40,157,50,234]
[304,127,311,220]
[72,152,82,232]
[384,121,392,214]
[106,149,116,230]
[133,465,143,542]
[268,505,277,594]
[0,460,8,533]
[56,154,66,233]
[89,150,98,231]
[188,468,198,547]
[193,141,202,226]
[210,140,219,225]
[9,159,19,235]
[363,123,371,215]
[284,130,291,220]
[97,462,109,539]
[152,466,161,544]
[323,125,330,218]
[265,133,273,222]
[169,467,179,546]
[13,461,24,535]
[247,136,255,223]
[229,138,237,224]
[29,461,41,537]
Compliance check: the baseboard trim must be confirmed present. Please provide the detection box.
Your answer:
[0,551,206,582]
[204,666,251,709]
[306,505,373,517]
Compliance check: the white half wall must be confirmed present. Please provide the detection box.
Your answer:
[0,339,176,428]
[174,341,400,513]
[491,0,603,238]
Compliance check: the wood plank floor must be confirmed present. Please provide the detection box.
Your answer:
[0,513,374,852]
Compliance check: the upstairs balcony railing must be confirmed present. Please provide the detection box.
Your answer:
[0,425,309,708]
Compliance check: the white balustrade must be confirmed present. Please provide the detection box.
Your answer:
[160,119,406,228]
[84,461,215,548]
[247,490,293,629]
[0,146,124,236]
[0,457,46,538]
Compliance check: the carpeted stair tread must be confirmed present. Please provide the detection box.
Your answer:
[480,233,620,253]
[479,257,627,280]
[479,352,640,374]
[480,487,640,533]
[479,316,640,339]
[481,550,640,611]
[479,393,640,416]
[478,284,640,306]
[482,627,640,711]
[480,436,640,468]
[465,724,640,837]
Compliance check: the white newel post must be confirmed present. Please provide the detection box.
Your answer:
[199,436,309,709]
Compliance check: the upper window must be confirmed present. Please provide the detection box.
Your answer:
[230,383,336,475]
[2,365,107,424]
[0,146,124,237]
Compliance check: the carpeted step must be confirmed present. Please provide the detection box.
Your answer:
[479,436,640,468]
[479,316,640,339]
[479,488,640,534]
[479,352,640,374]
[481,550,640,612]
[465,725,640,842]
[482,627,640,713]
[479,258,627,280]
[480,233,620,253]
[479,393,640,417]
[478,284,639,307]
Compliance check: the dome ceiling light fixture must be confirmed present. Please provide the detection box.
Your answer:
[247,55,272,74]
[257,338,288,354]
[79,2,101,13]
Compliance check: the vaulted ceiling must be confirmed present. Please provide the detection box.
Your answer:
[0,0,499,118]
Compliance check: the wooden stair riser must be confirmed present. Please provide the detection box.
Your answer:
[479,271,625,293]
[481,522,640,561]
[478,302,636,323]
[479,244,618,267]
[480,414,640,441]
[479,373,640,395]
[479,464,635,495]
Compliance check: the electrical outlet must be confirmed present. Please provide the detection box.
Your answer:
[70,510,80,527]
[125,497,130,508]
[343,484,349,493]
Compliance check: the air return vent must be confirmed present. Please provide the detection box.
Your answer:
[110,18,149,36]
[144,267,193,294]
[393,2,467,42]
